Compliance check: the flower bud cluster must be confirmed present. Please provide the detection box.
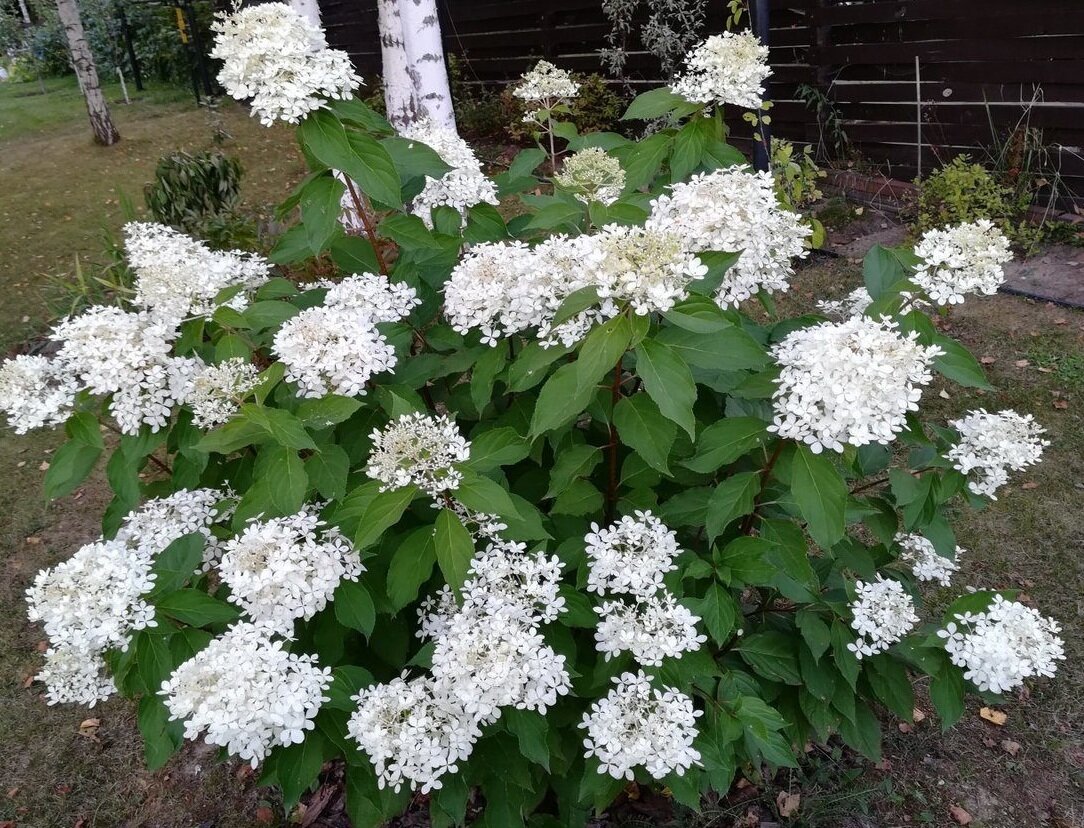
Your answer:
[895,532,962,587]
[554,148,626,206]
[365,412,471,498]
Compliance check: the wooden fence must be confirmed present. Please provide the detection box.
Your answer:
[317,0,1084,199]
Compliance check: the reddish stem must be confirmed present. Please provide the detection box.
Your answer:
[604,360,623,524]
[344,177,388,276]
[740,440,785,534]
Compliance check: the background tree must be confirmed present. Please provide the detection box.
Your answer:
[54,0,118,145]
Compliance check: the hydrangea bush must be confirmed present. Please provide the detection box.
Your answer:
[1,5,1066,825]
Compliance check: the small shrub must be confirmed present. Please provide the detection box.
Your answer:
[144,151,255,248]
[771,138,825,210]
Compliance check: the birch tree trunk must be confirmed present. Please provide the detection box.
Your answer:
[377,0,421,129]
[55,0,119,145]
[398,0,455,130]
[288,0,323,27]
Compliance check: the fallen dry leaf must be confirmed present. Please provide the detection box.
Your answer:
[980,707,1008,726]
[1014,359,1030,368]
[6,787,18,798]
[1054,318,1068,325]
[25,536,41,545]
[913,708,926,723]
[39,461,50,471]
[980,356,996,364]
[777,790,801,818]
[939,389,951,399]
[983,736,997,747]
[1022,481,1039,489]
[898,722,913,733]
[0,820,14,828]
[54,783,72,796]
[1053,399,1069,409]
[874,758,893,771]
[950,804,973,825]
[78,718,100,738]
[255,806,275,824]
[1002,739,1022,756]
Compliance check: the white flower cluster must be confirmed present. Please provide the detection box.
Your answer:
[947,408,1048,499]
[26,488,233,705]
[351,541,570,792]
[769,317,943,454]
[218,506,363,635]
[937,596,1064,694]
[593,225,708,316]
[53,306,196,434]
[274,273,419,398]
[585,511,680,598]
[186,358,261,428]
[554,148,626,205]
[124,222,271,324]
[816,287,873,320]
[365,412,470,498]
[585,512,705,666]
[161,622,332,765]
[400,119,498,228]
[846,576,919,659]
[895,533,962,587]
[912,220,1013,306]
[646,166,810,307]
[512,60,580,121]
[115,487,235,569]
[0,354,77,434]
[670,31,771,110]
[26,539,156,705]
[580,670,702,780]
[446,224,709,346]
[210,2,360,126]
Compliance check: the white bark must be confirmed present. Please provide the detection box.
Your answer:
[398,0,455,130]
[55,0,119,145]
[288,0,323,27]
[377,0,421,129]
[17,0,31,25]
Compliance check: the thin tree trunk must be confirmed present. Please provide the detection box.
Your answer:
[377,0,421,129]
[288,0,323,27]
[398,0,455,129]
[55,0,119,145]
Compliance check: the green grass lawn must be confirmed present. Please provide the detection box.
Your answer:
[0,74,305,351]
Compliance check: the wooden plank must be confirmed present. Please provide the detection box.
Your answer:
[817,35,1084,64]
[828,11,1084,44]
[817,0,1083,27]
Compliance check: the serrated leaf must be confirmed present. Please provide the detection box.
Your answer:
[334,579,376,635]
[635,338,697,437]
[684,417,766,473]
[706,471,760,540]
[613,394,676,474]
[433,509,474,591]
[791,444,847,549]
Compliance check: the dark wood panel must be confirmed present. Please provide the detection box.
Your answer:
[817,36,1084,64]
[816,0,1083,27]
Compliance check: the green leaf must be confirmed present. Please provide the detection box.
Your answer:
[684,418,766,473]
[552,479,603,516]
[524,201,584,231]
[613,394,676,474]
[503,709,550,770]
[67,411,104,448]
[575,314,631,394]
[276,729,330,808]
[334,579,377,636]
[330,235,380,274]
[381,134,453,181]
[867,656,915,721]
[149,534,204,596]
[508,147,546,178]
[550,285,601,330]
[656,325,768,370]
[838,700,882,760]
[506,341,572,392]
[300,173,346,255]
[670,115,714,182]
[464,203,510,244]
[306,444,350,501]
[386,527,437,611]
[931,334,993,389]
[617,132,672,191]
[622,86,685,120]
[134,629,174,695]
[706,471,760,540]
[791,444,847,549]
[692,251,743,297]
[635,338,697,437]
[738,631,802,685]
[717,536,776,584]
[529,362,596,437]
[327,665,375,711]
[240,404,317,450]
[863,244,912,300]
[298,111,401,207]
[930,666,966,730]
[688,583,737,645]
[796,609,831,660]
[296,395,363,429]
[258,445,308,515]
[434,509,474,591]
[195,418,267,454]
[471,345,507,413]
[155,589,239,626]
[546,445,603,499]
[455,469,520,520]
[466,427,530,472]
[353,485,418,549]
[378,212,442,249]
[138,694,182,770]
[43,439,101,501]
[663,295,731,333]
